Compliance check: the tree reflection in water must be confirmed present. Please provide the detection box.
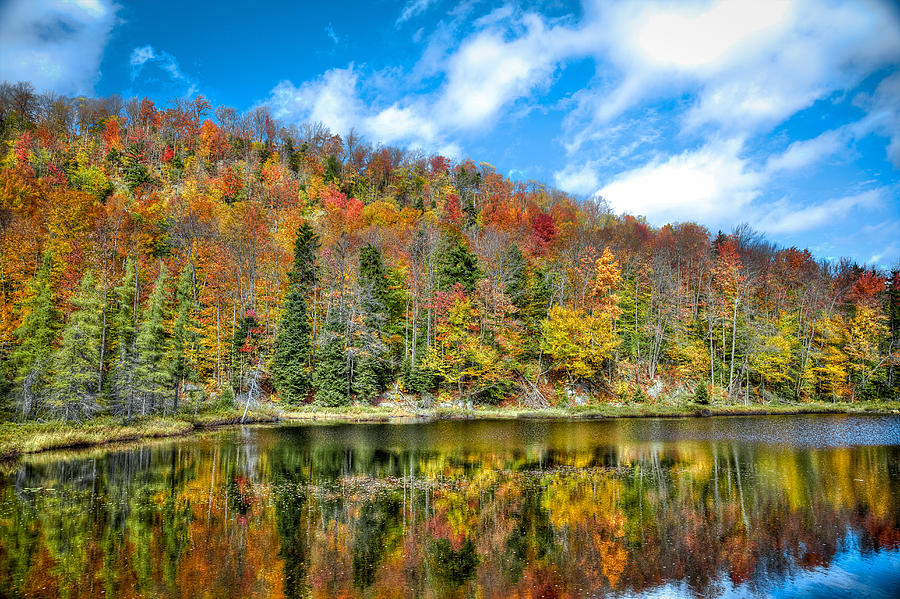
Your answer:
[1,416,898,598]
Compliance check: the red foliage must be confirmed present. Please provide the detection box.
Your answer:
[102,117,121,150]
[162,145,175,163]
[322,185,363,234]
[429,155,450,175]
[442,193,462,225]
[14,131,32,164]
[849,271,886,305]
[529,211,557,254]
[431,283,467,322]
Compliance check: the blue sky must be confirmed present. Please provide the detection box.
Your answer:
[1,0,899,267]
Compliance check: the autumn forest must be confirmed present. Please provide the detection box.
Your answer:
[0,80,898,425]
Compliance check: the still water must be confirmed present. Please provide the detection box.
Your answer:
[1,414,899,598]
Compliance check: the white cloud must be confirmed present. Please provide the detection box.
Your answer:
[756,189,884,234]
[265,8,579,153]
[852,71,900,168]
[566,0,900,146]
[396,0,438,26]
[0,0,118,94]
[554,163,600,196]
[266,67,362,136]
[325,24,340,45]
[597,139,764,226]
[128,45,198,97]
[765,128,847,173]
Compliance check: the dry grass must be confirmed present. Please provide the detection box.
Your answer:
[2,399,895,460]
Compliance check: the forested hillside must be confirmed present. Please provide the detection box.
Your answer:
[1,81,897,422]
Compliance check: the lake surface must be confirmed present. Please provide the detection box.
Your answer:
[1,414,899,598]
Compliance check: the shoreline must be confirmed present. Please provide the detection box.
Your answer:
[2,401,896,460]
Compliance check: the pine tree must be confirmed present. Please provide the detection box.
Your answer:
[171,265,200,412]
[272,223,318,404]
[314,320,349,407]
[352,245,389,400]
[111,259,139,419]
[11,258,57,420]
[50,270,103,422]
[436,231,480,293]
[135,264,172,415]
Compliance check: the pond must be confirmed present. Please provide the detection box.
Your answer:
[1,414,899,598]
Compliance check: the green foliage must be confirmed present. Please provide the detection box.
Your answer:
[436,231,480,293]
[324,154,342,185]
[171,266,200,410]
[122,143,152,190]
[272,223,318,404]
[694,381,710,405]
[272,287,312,403]
[10,258,57,420]
[70,165,113,202]
[135,264,173,414]
[110,259,139,418]
[49,271,103,421]
[313,322,349,407]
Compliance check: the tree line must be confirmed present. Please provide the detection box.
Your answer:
[0,80,898,421]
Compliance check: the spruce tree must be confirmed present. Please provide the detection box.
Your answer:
[272,222,318,404]
[135,264,172,415]
[11,257,57,420]
[436,231,480,293]
[352,245,389,400]
[50,270,103,422]
[171,265,200,412]
[111,259,139,419]
[314,320,349,407]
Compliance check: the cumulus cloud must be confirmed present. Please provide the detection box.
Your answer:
[554,163,601,196]
[265,8,578,152]
[266,67,362,136]
[597,139,764,226]
[129,45,198,97]
[566,0,900,142]
[0,0,119,94]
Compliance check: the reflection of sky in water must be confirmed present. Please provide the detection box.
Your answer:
[618,546,900,599]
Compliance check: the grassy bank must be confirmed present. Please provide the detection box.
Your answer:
[2,400,896,460]
[0,407,280,460]
[278,399,899,422]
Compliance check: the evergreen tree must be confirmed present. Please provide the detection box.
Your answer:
[135,264,172,415]
[11,258,57,421]
[111,259,140,418]
[694,380,710,405]
[352,245,390,400]
[272,287,312,403]
[501,243,528,310]
[436,231,480,293]
[314,320,349,407]
[171,265,200,412]
[50,270,103,422]
[272,223,318,404]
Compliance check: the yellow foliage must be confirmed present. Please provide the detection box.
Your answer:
[542,305,618,382]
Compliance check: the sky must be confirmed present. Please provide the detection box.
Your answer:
[1,0,899,267]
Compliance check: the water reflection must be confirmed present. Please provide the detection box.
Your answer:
[1,415,898,598]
